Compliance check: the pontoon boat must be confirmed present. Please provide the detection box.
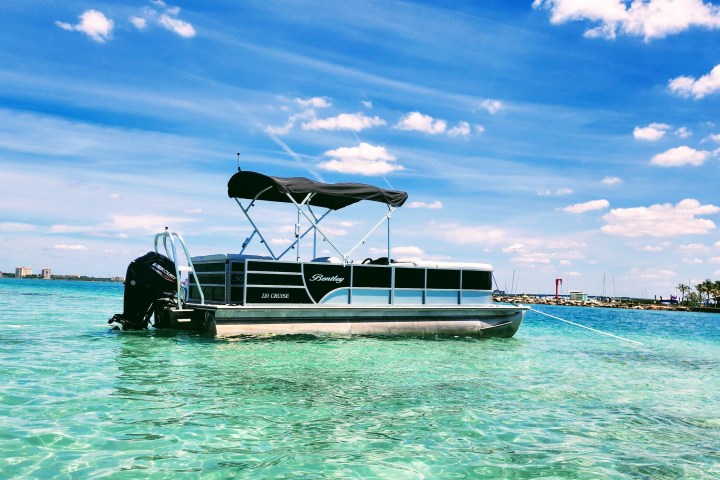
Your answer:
[110,170,527,337]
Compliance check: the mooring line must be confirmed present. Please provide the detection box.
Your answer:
[529,306,644,346]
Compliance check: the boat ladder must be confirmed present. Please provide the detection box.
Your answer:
[154,228,205,308]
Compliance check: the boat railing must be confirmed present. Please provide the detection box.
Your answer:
[154,228,205,307]
[185,255,494,307]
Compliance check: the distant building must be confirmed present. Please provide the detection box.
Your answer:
[569,291,587,301]
[41,268,52,280]
[15,266,32,278]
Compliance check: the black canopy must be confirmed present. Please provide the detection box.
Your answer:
[227,171,408,210]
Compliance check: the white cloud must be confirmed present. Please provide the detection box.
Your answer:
[560,250,587,260]
[480,99,503,114]
[362,100,373,109]
[266,98,347,135]
[391,118,481,137]
[296,97,331,109]
[108,214,196,233]
[602,198,719,237]
[391,246,425,260]
[563,199,610,214]
[679,243,708,252]
[49,225,94,234]
[682,257,703,264]
[675,126,692,138]
[537,188,574,196]
[130,3,195,38]
[158,14,195,38]
[265,108,316,135]
[533,0,720,41]
[709,256,720,264]
[130,16,147,29]
[601,176,622,185]
[319,226,348,237]
[265,121,294,136]
[633,123,670,140]
[442,224,506,245]
[302,112,386,131]
[706,133,720,143]
[500,239,587,267]
[511,252,552,265]
[502,243,526,253]
[269,238,292,246]
[669,64,720,99]
[395,112,447,135]
[406,201,443,209]
[650,146,709,167]
[0,222,37,232]
[53,244,88,251]
[639,245,665,252]
[545,240,588,249]
[447,121,471,137]
[55,10,114,43]
[626,267,676,282]
[318,142,404,176]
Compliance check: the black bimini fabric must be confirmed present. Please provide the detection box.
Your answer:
[227,171,408,210]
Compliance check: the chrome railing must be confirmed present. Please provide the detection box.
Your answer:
[154,228,205,306]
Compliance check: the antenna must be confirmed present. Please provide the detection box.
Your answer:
[237,152,242,172]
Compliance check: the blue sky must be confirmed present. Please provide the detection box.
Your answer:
[1,0,720,297]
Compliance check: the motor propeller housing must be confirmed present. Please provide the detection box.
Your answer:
[109,251,177,330]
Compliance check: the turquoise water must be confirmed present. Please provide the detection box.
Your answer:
[1,279,719,479]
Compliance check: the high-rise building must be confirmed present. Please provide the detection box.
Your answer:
[15,266,32,278]
[41,268,52,279]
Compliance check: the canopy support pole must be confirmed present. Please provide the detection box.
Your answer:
[344,206,396,262]
[230,176,403,265]
[278,208,332,260]
[284,192,349,264]
[387,204,391,261]
[239,230,257,255]
[234,187,278,259]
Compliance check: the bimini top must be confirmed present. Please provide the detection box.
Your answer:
[227,171,408,210]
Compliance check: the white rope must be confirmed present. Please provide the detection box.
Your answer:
[529,307,644,346]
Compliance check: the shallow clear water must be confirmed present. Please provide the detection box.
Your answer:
[1,278,719,479]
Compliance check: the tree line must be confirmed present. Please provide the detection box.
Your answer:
[676,279,720,307]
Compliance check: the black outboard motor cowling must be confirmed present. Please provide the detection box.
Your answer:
[109,252,178,330]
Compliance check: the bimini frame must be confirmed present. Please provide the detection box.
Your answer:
[227,171,408,266]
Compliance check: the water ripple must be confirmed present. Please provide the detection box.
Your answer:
[1,280,719,478]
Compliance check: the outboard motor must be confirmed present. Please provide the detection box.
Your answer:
[109,251,177,330]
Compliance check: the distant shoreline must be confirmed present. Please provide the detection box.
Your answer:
[494,294,720,314]
[0,275,124,283]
